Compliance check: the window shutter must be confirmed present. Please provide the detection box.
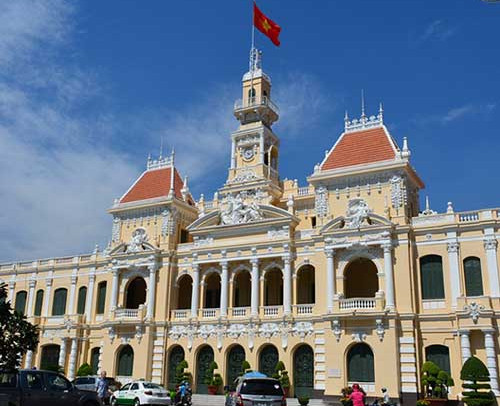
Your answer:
[52,288,67,316]
[117,346,134,376]
[96,282,107,314]
[90,347,100,374]
[15,291,27,315]
[464,257,484,297]
[34,290,44,316]
[347,344,375,382]
[426,345,451,374]
[420,255,445,299]
[77,287,87,314]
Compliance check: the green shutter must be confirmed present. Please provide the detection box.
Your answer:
[117,346,134,376]
[34,290,44,316]
[52,288,67,316]
[347,344,375,382]
[464,257,484,297]
[15,291,27,315]
[90,347,100,374]
[96,282,107,314]
[41,345,60,370]
[426,345,450,374]
[420,255,445,300]
[77,287,87,314]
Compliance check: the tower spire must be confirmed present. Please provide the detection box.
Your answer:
[361,89,366,120]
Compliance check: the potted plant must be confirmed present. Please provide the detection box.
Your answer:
[175,360,189,385]
[273,361,290,397]
[240,360,251,375]
[340,386,353,406]
[421,361,454,406]
[460,356,494,406]
[416,400,430,406]
[205,361,222,395]
[298,396,310,405]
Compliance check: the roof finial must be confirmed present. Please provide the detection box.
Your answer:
[361,89,366,119]
[425,195,430,211]
[159,136,164,159]
[378,102,384,122]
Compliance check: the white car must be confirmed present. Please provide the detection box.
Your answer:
[110,380,171,406]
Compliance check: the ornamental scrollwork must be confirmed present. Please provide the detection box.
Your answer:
[220,193,263,225]
[126,228,148,253]
[463,302,485,324]
[315,186,328,218]
[345,199,372,229]
[292,322,314,340]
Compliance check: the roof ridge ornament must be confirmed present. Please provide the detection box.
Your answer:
[146,150,174,171]
[344,99,385,133]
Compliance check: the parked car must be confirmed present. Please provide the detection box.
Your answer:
[231,377,286,406]
[110,380,170,406]
[0,369,102,406]
[73,376,121,404]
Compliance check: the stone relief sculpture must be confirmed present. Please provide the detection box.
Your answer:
[126,228,148,253]
[345,198,372,229]
[220,193,263,225]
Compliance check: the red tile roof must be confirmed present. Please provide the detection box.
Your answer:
[120,167,184,203]
[321,127,397,171]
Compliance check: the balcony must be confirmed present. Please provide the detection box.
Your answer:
[112,305,145,321]
[171,309,189,320]
[293,304,314,316]
[199,308,219,319]
[262,305,283,318]
[234,96,279,117]
[335,294,385,313]
[231,307,250,318]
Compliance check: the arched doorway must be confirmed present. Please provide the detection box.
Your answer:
[177,275,192,309]
[40,344,60,370]
[344,258,379,298]
[90,347,100,374]
[196,345,214,394]
[233,271,251,308]
[426,345,451,374]
[264,268,283,306]
[226,345,245,388]
[116,345,134,377]
[168,346,185,390]
[296,266,315,304]
[125,277,147,309]
[204,273,221,309]
[259,345,279,378]
[347,344,374,383]
[294,345,314,398]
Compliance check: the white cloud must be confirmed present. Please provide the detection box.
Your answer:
[441,105,474,123]
[420,20,456,42]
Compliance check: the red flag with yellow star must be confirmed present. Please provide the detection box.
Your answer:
[253,2,281,46]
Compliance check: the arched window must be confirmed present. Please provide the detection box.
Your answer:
[196,345,214,394]
[96,281,107,314]
[40,344,60,370]
[52,288,67,316]
[344,258,379,298]
[347,344,374,383]
[464,257,483,297]
[259,345,279,378]
[90,347,100,374]
[117,345,134,376]
[77,286,87,315]
[204,273,221,309]
[227,345,246,388]
[297,265,315,304]
[264,268,283,306]
[167,346,185,390]
[294,345,314,398]
[177,275,192,310]
[233,271,251,308]
[125,277,147,309]
[420,255,445,300]
[426,345,450,374]
[15,291,27,315]
[34,289,44,316]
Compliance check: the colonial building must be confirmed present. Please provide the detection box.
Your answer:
[1,49,499,404]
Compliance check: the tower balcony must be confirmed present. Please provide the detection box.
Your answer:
[234,96,279,124]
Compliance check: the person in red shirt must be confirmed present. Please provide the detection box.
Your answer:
[349,383,366,406]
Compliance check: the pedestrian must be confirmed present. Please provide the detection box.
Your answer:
[95,370,110,404]
[349,383,366,406]
[381,387,390,405]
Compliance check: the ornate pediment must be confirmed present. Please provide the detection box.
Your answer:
[109,228,157,256]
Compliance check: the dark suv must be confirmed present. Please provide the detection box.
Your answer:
[0,369,102,406]
[231,377,286,406]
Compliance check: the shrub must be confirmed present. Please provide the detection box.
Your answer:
[460,356,494,406]
[76,363,93,377]
[241,360,251,375]
[421,361,454,399]
[175,360,189,385]
[204,361,221,387]
[298,396,310,405]
[416,400,430,406]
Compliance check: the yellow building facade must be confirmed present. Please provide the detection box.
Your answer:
[1,50,499,404]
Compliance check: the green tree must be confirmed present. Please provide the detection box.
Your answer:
[175,360,189,385]
[0,283,39,370]
[461,356,494,406]
[421,361,454,399]
[204,361,218,385]
[76,363,93,377]
[240,360,251,375]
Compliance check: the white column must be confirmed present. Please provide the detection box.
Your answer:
[8,280,15,303]
[85,273,96,321]
[67,338,78,380]
[484,329,499,395]
[459,330,471,364]
[283,255,292,315]
[251,258,259,317]
[230,140,236,169]
[58,338,67,370]
[259,134,265,163]
[220,261,229,317]
[26,279,36,317]
[147,265,157,319]
[325,249,335,313]
[43,279,53,317]
[110,268,119,313]
[383,243,395,310]
[484,238,500,298]
[191,264,200,318]
[447,241,461,308]
[68,273,77,315]
[24,350,33,369]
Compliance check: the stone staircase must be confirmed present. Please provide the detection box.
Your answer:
[191,394,325,406]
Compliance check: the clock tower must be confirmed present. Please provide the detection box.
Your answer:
[221,48,282,204]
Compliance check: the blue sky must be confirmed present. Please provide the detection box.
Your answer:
[1,0,499,261]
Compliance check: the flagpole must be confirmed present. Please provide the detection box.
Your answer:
[250,1,255,105]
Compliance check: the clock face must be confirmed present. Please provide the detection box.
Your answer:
[243,148,254,160]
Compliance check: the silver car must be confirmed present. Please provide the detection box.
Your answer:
[232,378,286,406]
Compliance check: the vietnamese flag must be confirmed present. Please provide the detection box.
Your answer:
[253,2,281,46]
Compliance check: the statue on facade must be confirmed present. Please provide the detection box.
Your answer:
[345,198,372,229]
[220,193,263,225]
[126,228,148,253]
